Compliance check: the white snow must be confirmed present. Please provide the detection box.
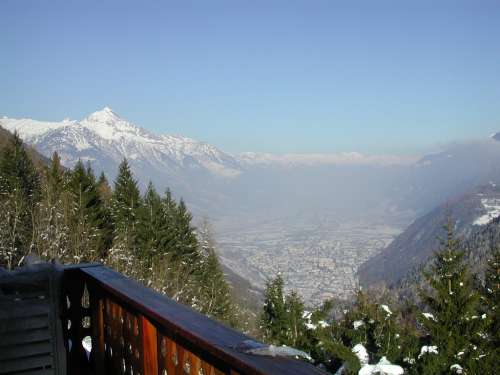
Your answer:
[305,322,317,330]
[245,344,312,361]
[318,320,329,328]
[474,198,500,226]
[450,364,463,374]
[0,107,242,179]
[422,312,436,321]
[419,345,438,358]
[238,151,417,167]
[353,320,365,330]
[352,344,369,365]
[358,357,404,375]
[380,304,392,317]
[0,117,74,138]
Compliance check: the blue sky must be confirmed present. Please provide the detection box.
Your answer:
[1,1,499,155]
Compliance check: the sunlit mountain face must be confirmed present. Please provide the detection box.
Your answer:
[3,109,500,300]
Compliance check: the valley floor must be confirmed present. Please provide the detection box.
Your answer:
[214,213,409,303]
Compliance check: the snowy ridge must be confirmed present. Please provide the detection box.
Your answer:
[238,151,416,167]
[0,107,242,180]
[473,198,500,226]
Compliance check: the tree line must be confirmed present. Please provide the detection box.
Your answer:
[259,222,499,374]
[2,131,498,373]
[0,132,237,325]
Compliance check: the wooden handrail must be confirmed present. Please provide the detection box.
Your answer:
[61,264,326,375]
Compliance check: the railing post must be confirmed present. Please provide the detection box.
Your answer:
[140,315,158,375]
[90,295,106,375]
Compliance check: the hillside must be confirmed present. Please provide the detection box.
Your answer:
[0,126,49,169]
[396,214,500,295]
[358,183,500,287]
[6,108,500,302]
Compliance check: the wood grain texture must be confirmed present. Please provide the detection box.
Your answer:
[64,265,327,375]
[141,315,158,375]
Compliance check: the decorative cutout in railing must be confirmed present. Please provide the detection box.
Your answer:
[62,264,327,375]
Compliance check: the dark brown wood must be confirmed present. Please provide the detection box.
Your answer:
[141,315,158,375]
[90,293,105,375]
[63,265,326,375]
[62,269,92,375]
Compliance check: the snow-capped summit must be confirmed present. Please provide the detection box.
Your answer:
[85,106,120,123]
[80,107,153,142]
[0,108,242,192]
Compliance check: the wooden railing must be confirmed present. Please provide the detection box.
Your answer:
[61,264,326,375]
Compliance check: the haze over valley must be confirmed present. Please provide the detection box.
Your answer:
[3,109,500,302]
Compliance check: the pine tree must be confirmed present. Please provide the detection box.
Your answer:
[172,199,199,262]
[196,220,236,324]
[320,291,418,374]
[0,132,40,268]
[416,221,489,374]
[107,159,142,276]
[138,182,164,268]
[260,273,288,345]
[285,290,307,348]
[97,172,113,204]
[479,248,500,373]
[34,152,70,261]
[65,160,106,262]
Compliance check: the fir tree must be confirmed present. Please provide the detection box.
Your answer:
[0,132,40,268]
[321,291,418,374]
[284,290,307,348]
[113,159,141,216]
[196,220,236,324]
[138,182,165,268]
[65,160,106,262]
[34,152,70,261]
[108,159,142,276]
[96,172,112,204]
[260,273,288,345]
[416,221,489,374]
[479,248,500,373]
[172,198,199,262]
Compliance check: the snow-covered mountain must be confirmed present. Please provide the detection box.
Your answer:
[0,107,242,192]
[4,108,500,299]
[1,107,242,178]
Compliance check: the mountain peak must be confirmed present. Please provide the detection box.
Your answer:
[491,132,500,142]
[85,106,121,124]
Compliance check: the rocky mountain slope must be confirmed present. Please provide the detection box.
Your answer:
[5,108,500,300]
[358,183,500,287]
[0,108,243,213]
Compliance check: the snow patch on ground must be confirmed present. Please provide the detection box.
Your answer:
[422,312,436,321]
[358,357,404,375]
[419,345,438,358]
[474,198,500,225]
[353,320,364,330]
[352,344,369,365]
[380,304,392,317]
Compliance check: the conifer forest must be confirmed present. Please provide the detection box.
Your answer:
[1,131,498,374]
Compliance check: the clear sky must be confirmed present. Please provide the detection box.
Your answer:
[1,0,499,155]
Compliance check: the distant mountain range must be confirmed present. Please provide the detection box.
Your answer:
[3,108,500,297]
[2,107,241,183]
[0,108,415,216]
